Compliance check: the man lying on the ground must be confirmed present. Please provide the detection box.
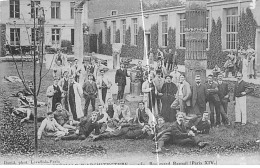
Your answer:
[186,111,211,134]
[153,112,209,153]
[113,99,133,124]
[53,103,80,130]
[96,104,109,133]
[153,116,171,141]
[16,91,45,123]
[58,112,100,141]
[11,107,45,123]
[134,101,156,127]
[23,81,34,97]
[92,124,154,141]
[38,112,69,140]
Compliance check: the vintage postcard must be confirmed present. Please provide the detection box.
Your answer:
[0,0,260,165]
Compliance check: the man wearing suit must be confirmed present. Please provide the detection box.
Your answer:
[191,75,207,116]
[152,112,209,153]
[115,64,129,100]
[153,70,165,114]
[217,74,229,115]
[233,72,254,125]
[171,74,191,114]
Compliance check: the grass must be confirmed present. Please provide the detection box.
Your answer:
[0,61,260,164]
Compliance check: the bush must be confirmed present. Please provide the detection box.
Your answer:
[151,23,159,54]
[116,29,120,43]
[176,49,185,65]
[125,26,131,46]
[1,24,6,57]
[167,27,176,52]
[61,40,72,54]
[84,34,98,54]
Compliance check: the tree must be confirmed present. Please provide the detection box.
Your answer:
[125,26,131,46]
[151,23,159,53]
[167,27,176,51]
[115,29,120,43]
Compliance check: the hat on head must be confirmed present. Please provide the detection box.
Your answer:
[165,74,172,79]
[47,111,54,115]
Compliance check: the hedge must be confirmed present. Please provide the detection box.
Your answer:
[167,27,176,52]
[98,27,112,56]
[176,49,185,65]
[83,34,98,54]
[0,24,6,57]
[115,29,120,43]
[238,8,257,49]
[151,23,159,54]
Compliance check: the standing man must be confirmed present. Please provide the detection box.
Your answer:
[53,60,64,79]
[115,64,129,100]
[58,71,70,111]
[163,49,169,68]
[233,72,254,125]
[170,65,181,85]
[70,59,80,82]
[191,75,207,116]
[153,70,165,115]
[46,77,62,112]
[94,59,105,80]
[82,74,98,116]
[96,69,112,106]
[155,60,167,78]
[171,74,191,114]
[67,75,84,121]
[142,74,156,114]
[167,49,174,71]
[217,74,229,115]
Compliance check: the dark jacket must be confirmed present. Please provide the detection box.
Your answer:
[205,81,220,102]
[187,117,210,134]
[115,68,128,86]
[191,83,208,108]
[217,81,230,102]
[79,118,100,137]
[233,80,254,101]
[170,121,190,141]
[82,81,98,97]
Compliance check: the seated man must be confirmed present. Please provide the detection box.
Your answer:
[104,98,118,119]
[153,112,209,153]
[92,124,154,141]
[38,112,69,140]
[153,116,170,141]
[212,65,221,78]
[23,81,34,97]
[53,103,79,130]
[11,107,45,123]
[16,91,45,123]
[59,112,100,141]
[96,104,109,133]
[186,111,211,134]
[134,101,156,127]
[113,99,132,124]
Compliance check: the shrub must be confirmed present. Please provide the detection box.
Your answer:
[115,29,120,43]
[125,26,131,46]
[61,40,72,54]
[167,27,176,52]
[151,23,159,54]
[176,49,185,65]
[98,31,103,53]
[0,24,6,57]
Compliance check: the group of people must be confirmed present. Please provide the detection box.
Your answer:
[220,44,257,79]
[11,47,255,153]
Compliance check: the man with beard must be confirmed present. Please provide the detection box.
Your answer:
[46,77,62,112]
[161,75,178,122]
[113,99,132,124]
[58,112,100,141]
[153,112,209,153]
[153,70,165,115]
[191,75,207,116]
[67,75,84,121]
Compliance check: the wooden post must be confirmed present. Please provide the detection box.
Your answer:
[185,0,208,87]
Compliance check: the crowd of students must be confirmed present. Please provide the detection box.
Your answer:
[10,48,255,153]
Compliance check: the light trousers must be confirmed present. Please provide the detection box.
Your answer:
[235,96,247,124]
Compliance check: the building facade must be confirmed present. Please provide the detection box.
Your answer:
[93,0,260,69]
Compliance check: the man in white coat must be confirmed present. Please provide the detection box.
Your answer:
[96,69,112,106]
[67,75,84,121]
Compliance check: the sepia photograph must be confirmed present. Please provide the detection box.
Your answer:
[0,0,260,165]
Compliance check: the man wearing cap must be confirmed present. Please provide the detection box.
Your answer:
[38,111,69,140]
[115,64,129,100]
[58,112,100,141]
[113,99,132,124]
[161,75,178,122]
[153,70,165,115]
[82,74,98,116]
[59,71,70,111]
[46,77,62,112]
[53,103,79,130]
[96,69,112,106]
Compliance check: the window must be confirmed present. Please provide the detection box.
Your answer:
[31,28,39,42]
[161,15,168,47]
[111,10,118,16]
[31,1,40,18]
[10,28,20,45]
[226,7,238,50]
[132,18,138,45]
[112,21,116,43]
[104,22,107,43]
[51,2,60,19]
[180,13,186,48]
[206,10,209,49]
[71,29,74,45]
[52,29,60,44]
[10,0,20,18]
[70,2,75,19]
[121,19,126,44]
